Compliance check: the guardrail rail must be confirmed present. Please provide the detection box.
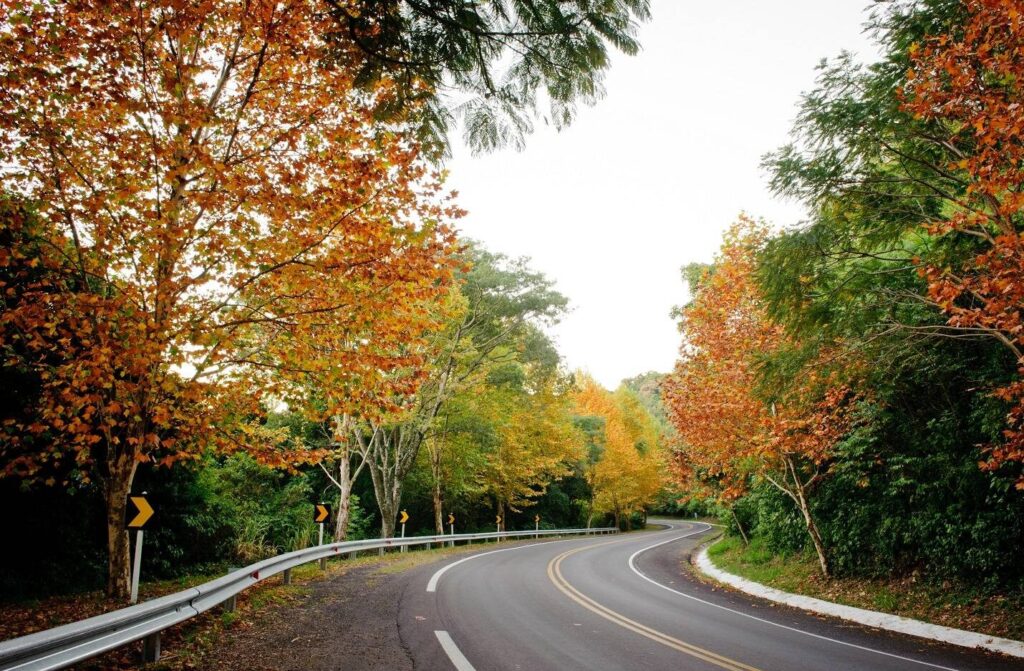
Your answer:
[0,526,617,671]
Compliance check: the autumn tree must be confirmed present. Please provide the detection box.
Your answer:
[0,0,456,598]
[903,0,1024,487]
[475,371,582,529]
[573,374,664,530]
[663,217,856,577]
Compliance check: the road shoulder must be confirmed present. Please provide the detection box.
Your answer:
[694,541,1024,660]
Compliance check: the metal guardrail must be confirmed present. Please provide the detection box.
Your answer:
[0,526,617,671]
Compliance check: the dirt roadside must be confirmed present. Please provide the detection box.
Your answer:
[180,559,417,671]
[55,541,515,671]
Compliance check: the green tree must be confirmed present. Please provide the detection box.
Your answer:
[352,242,568,537]
[327,0,652,154]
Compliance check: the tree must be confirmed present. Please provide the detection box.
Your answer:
[326,0,652,154]
[573,374,664,530]
[663,217,856,576]
[0,0,456,598]
[353,243,568,537]
[903,0,1024,487]
[475,369,581,529]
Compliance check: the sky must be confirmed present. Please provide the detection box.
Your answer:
[444,0,880,389]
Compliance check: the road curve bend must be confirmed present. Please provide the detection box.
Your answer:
[398,520,1018,671]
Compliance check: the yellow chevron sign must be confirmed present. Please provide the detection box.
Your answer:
[399,510,409,524]
[496,515,502,525]
[448,513,455,525]
[126,496,154,529]
[314,503,330,523]
[535,515,540,523]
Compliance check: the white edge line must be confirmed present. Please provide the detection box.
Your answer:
[435,630,477,671]
[627,527,965,670]
[694,545,1024,661]
[426,529,654,592]
[427,542,545,592]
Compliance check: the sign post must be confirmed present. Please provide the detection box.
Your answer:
[126,493,155,605]
[496,514,502,541]
[314,503,329,568]
[534,514,540,538]
[448,513,455,547]
[399,510,409,553]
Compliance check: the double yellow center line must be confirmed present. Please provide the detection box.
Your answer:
[546,538,761,671]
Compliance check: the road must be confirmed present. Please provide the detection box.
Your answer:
[398,520,1019,671]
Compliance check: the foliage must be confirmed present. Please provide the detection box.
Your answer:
[327,0,652,155]
[903,0,1024,486]
[0,0,457,598]
[664,217,860,576]
[675,0,1024,587]
[352,241,569,536]
[573,374,664,528]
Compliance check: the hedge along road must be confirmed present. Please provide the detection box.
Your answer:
[398,520,1021,671]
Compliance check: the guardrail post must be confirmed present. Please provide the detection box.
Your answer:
[224,594,237,612]
[283,568,292,585]
[142,631,160,664]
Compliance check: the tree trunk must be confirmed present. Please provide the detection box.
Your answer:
[378,478,401,539]
[803,509,830,579]
[785,455,830,578]
[431,440,444,535]
[613,509,621,530]
[356,424,424,540]
[730,506,750,546]
[104,457,137,600]
[333,452,352,541]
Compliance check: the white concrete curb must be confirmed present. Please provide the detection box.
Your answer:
[695,545,1024,659]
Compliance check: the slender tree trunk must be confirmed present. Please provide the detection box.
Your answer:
[802,508,830,579]
[729,507,750,546]
[104,456,137,600]
[432,483,444,535]
[784,455,830,578]
[613,509,621,530]
[333,453,352,541]
[430,415,449,536]
[324,415,365,543]
[430,439,444,535]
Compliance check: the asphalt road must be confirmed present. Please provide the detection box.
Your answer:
[399,520,1020,671]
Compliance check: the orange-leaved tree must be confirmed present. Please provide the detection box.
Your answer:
[663,216,856,577]
[0,0,457,598]
[903,0,1024,487]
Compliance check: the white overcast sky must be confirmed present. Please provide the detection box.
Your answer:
[444,0,880,389]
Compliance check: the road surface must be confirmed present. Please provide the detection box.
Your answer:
[399,520,1019,670]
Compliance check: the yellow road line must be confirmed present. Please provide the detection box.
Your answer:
[547,540,762,671]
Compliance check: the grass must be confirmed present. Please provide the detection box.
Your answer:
[704,536,1024,642]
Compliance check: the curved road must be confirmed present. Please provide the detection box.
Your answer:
[399,520,1019,671]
